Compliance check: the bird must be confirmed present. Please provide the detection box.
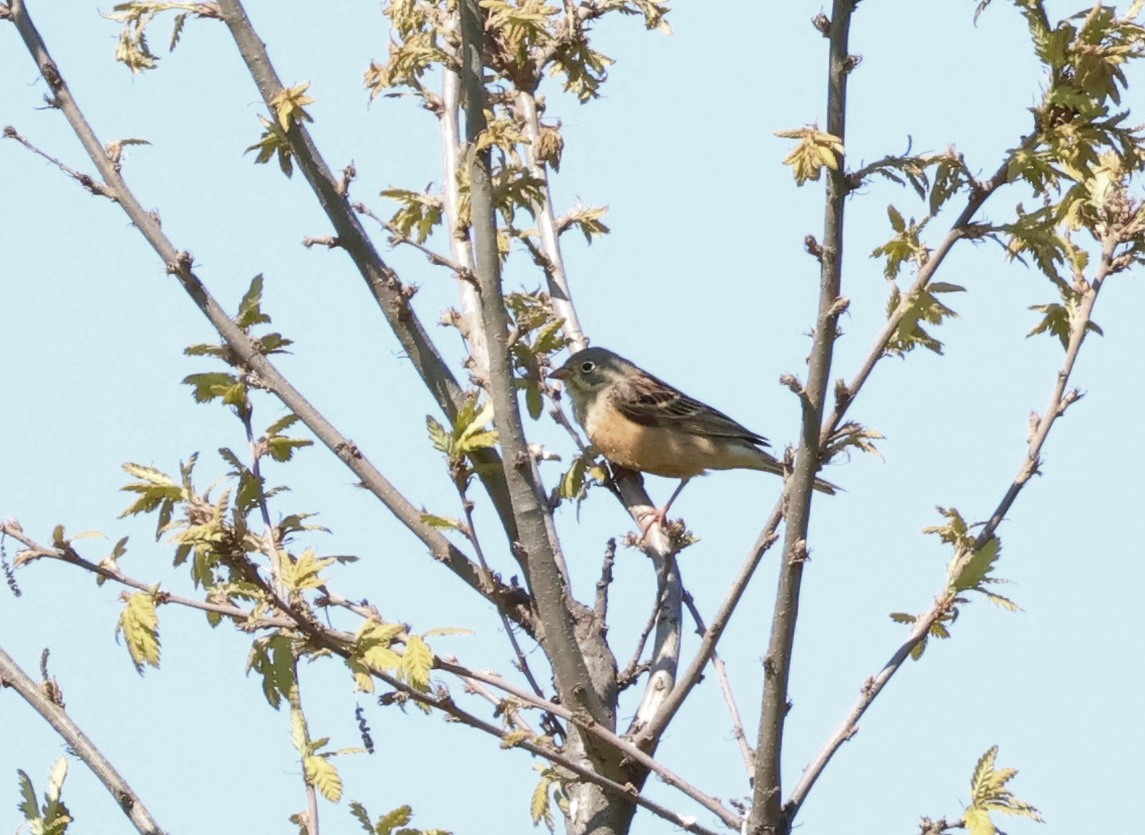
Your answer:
[548,346,837,531]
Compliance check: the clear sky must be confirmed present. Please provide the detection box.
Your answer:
[2,2,1142,834]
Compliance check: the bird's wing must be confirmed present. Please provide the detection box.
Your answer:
[613,370,772,448]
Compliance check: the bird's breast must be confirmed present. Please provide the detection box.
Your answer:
[583,397,765,478]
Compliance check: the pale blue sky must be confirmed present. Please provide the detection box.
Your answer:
[2,2,1142,834]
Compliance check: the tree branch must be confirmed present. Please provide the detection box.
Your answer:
[785,223,1123,818]
[514,89,587,351]
[457,0,620,773]
[212,0,520,543]
[3,3,533,633]
[0,643,166,835]
[1,521,296,630]
[751,4,856,832]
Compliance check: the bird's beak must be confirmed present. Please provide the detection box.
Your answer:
[548,366,570,381]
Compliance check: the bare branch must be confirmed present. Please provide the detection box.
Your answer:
[0,643,166,835]
[681,588,754,781]
[440,61,491,379]
[634,506,782,748]
[751,3,856,831]
[514,89,586,351]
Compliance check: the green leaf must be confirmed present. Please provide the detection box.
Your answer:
[426,415,451,455]
[922,506,973,548]
[17,769,38,821]
[376,805,413,835]
[246,114,294,177]
[420,513,465,533]
[965,746,1044,830]
[886,282,964,356]
[349,801,375,834]
[349,619,405,692]
[531,768,557,831]
[281,548,337,592]
[183,372,240,404]
[402,634,434,692]
[382,188,444,244]
[247,633,296,710]
[949,537,1000,593]
[116,591,161,672]
[304,755,342,803]
[236,274,270,328]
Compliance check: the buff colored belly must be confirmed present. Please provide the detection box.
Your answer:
[583,399,766,478]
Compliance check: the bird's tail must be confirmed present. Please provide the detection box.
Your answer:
[749,450,839,495]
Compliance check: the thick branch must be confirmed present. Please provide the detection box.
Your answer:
[457,0,613,733]
[751,4,855,832]
[0,644,166,835]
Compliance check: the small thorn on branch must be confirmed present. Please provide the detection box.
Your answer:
[1056,388,1084,416]
[337,163,356,198]
[804,235,823,261]
[811,13,830,36]
[166,250,194,276]
[780,373,812,408]
[302,235,342,249]
[843,54,863,73]
[833,378,851,410]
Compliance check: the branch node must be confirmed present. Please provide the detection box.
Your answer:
[337,162,356,198]
[165,251,194,276]
[803,234,823,261]
[811,13,830,36]
[301,235,342,249]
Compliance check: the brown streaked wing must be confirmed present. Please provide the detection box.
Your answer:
[612,369,771,448]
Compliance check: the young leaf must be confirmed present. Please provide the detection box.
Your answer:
[949,537,1000,593]
[401,634,434,692]
[775,126,845,185]
[304,754,343,802]
[116,591,161,672]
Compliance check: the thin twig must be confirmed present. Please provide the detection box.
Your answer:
[681,588,754,781]
[439,59,490,380]
[1,521,294,629]
[459,492,563,737]
[513,89,586,351]
[617,570,667,688]
[592,538,616,624]
[634,507,782,748]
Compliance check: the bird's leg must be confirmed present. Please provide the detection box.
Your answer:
[638,477,691,540]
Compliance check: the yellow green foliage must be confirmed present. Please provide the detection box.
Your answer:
[116,590,161,672]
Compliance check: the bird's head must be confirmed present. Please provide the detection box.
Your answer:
[548,347,631,402]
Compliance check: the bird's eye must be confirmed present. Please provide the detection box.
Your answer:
[580,360,595,373]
